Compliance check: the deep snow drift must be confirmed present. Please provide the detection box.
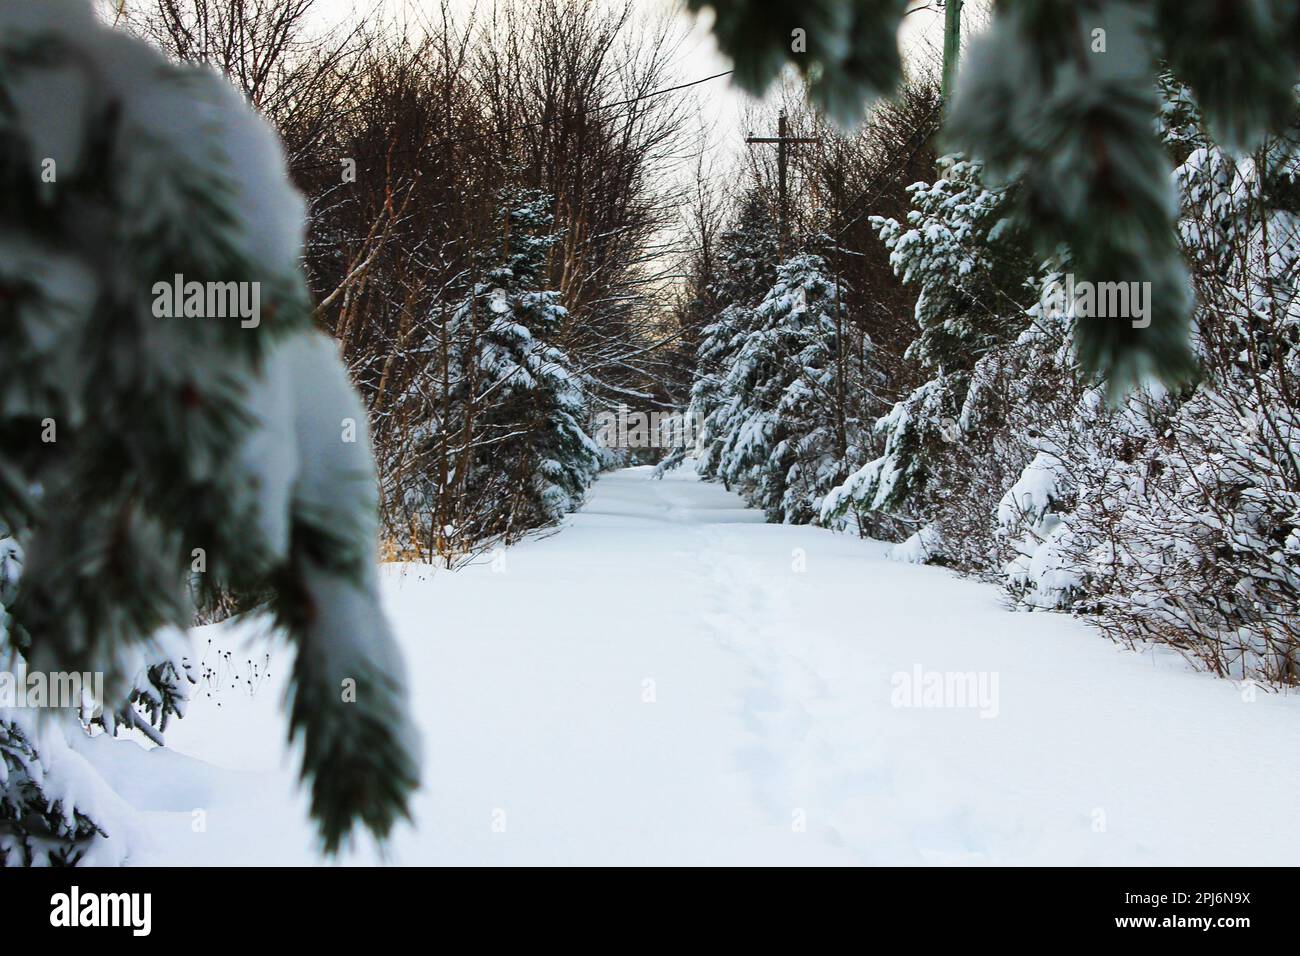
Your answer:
[92,465,1300,865]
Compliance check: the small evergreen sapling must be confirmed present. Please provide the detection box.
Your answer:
[444,190,602,535]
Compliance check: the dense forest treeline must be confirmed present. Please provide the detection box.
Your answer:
[122,0,1299,681]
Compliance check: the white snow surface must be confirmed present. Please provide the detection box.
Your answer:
[97,465,1300,865]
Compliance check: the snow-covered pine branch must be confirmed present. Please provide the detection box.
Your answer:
[0,0,417,861]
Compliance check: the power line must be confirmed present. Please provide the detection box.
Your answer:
[294,69,735,175]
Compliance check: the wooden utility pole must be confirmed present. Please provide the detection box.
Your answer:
[941,0,963,100]
[746,110,819,255]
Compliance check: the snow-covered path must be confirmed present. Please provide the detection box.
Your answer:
[104,466,1300,865]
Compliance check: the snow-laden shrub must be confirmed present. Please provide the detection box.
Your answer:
[998,448,1076,605]
[991,88,1300,679]
[889,523,944,565]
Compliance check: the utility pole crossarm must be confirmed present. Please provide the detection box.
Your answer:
[745,110,820,255]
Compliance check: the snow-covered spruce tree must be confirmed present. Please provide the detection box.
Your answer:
[424,189,601,546]
[705,254,854,522]
[693,303,758,485]
[0,0,417,860]
[821,157,1037,553]
[690,189,779,481]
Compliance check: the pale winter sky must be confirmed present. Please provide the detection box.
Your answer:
[301,0,978,165]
